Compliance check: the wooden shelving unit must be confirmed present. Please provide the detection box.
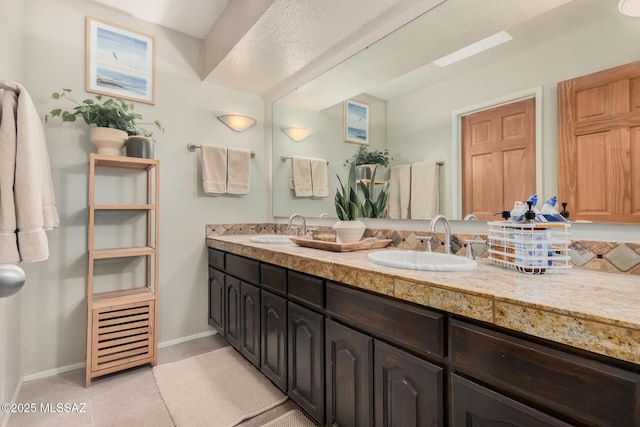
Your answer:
[86,154,159,387]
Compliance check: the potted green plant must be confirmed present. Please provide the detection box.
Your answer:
[344,145,392,180]
[46,88,163,157]
[333,163,366,243]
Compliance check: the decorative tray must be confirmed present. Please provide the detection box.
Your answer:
[289,237,393,252]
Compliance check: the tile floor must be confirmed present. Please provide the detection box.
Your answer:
[7,334,302,427]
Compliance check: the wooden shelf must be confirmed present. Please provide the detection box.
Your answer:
[357,179,387,186]
[86,154,159,386]
[93,204,155,210]
[92,288,155,308]
[91,153,158,170]
[91,246,156,259]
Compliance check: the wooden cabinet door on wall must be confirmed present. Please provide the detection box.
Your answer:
[225,276,241,350]
[374,340,444,427]
[261,290,287,391]
[558,61,640,223]
[325,319,373,427]
[208,267,225,336]
[288,302,325,424]
[240,282,261,367]
[461,97,536,220]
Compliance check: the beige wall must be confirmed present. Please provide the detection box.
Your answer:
[0,0,25,422]
[17,0,267,376]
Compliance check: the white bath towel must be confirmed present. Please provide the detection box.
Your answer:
[1,83,60,263]
[291,156,312,197]
[310,158,328,198]
[227,147,251,195]
[201,145,227,195]
[410,161,439,219]
[0,88,20,263]
[388,164,411,219]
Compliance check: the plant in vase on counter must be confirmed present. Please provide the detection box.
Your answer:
[45,88,163,157]
[333,162,366,243]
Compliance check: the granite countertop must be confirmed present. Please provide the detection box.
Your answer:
[207,234,640,365]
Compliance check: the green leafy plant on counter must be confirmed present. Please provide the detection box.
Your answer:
[45,88,164,137]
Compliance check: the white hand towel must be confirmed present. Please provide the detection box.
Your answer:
[292,156,312,197]
[227,147,251,195]
[410,161,439,219]
[389,165,411,219]
[310,158,328,198]
[201,145,227,195]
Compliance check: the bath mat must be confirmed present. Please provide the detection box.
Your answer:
[261,409,318,427]
[153,346,288,427]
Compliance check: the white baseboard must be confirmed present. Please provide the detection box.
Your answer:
[20,329,218,383]
[158,329,217,348]
[22,361,85,382]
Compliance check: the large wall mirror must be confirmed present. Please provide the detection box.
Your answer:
[272,0,640,223]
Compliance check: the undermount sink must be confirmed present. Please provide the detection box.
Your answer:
[368,250,477,272]
[249,235,293,244]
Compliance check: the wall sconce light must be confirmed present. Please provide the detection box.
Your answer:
[282,127,314,142]
[619,0,640,16]
[217,114,257,132]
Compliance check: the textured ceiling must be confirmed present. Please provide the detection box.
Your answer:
[89,0,586,101]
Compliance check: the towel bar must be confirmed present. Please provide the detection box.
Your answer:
[281,155,329,164]
[187,143,255,158]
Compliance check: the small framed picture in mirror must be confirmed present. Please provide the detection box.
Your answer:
[344,99,369,144]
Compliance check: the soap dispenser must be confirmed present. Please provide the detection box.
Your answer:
[520,201,536,224]
[560,202,570,219]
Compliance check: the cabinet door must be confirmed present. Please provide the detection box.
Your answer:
[288,302,325,424]
[225,276,241,350]
[374,340,443,427]
[208,267,225,336]
[261,290,287,391]
[326,319,373,427]
[450,374,572,427]
[240,282,261,367]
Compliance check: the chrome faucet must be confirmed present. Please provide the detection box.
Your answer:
[428,214,451,254]
[463,214,478,221]
[287,213,307,236]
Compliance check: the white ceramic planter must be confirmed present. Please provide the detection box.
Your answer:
[332,219,366,244]
[90,127,127,156]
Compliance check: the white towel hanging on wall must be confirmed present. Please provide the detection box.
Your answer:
[201,145,227,195]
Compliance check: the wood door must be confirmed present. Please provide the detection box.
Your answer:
[224,276,241,350]
[240,281,260,367]
[461,98,536,220]
[325,319,374,427]
[374,340,443,427]
[288,302,325,424]
[208,267,225,335]
[558,61,640,223]
[450,375,572,427]
[261,290,287,391]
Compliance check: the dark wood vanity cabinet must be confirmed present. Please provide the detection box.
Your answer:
[207,247,640,427]
[449,319,640,427]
